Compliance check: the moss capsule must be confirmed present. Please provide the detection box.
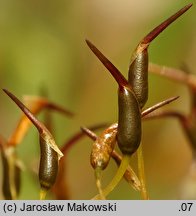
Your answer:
[128,50,148,108]
[128,3,192,108]
[117,86,141,155]
[90,123,118,170]
[3,89,63,200]
[89,123,117,199]
[39,136,58,192]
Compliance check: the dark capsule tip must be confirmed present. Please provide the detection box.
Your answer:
[80,126,88,134]
[3,89,19,104]
[3,88,10,95]
[86,39,96,52]
[185,3,193,9]
[85,39,91,47]
[86,39,129,89]
[173,95,180,100]
[177,3,193,15]
[142,3,193,45]
[3,89,44,133]
[163,95,180,105]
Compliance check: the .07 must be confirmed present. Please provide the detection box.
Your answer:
[179,203,193,212]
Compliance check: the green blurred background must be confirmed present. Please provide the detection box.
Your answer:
[0,0,196,199]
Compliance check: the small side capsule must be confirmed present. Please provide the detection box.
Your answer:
[88,123,118,199]
[90,123,118,170]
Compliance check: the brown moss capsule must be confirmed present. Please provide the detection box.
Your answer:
[3,89,63,200]
[128,3,192,108]
[39,136,58,192]
[128,50,148,108]
[117,86,141,155]
[72,123,118,199]
[38,91,59,192]
[89,123,118,199]
[90,123,118,170]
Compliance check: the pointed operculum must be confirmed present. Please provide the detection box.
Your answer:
[142,4,192,45]
[132,3,192,60]
[3,89,44,133]
[85,40,130,91]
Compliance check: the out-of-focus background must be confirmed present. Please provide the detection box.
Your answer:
[0,0,195,199]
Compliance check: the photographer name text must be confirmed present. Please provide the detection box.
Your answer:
[3,202,117,213]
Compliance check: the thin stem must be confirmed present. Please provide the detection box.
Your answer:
[61,123,108,154]
[143,109,186,122]
[149,63,196,89]
[92,155,130,199]
[80,126,97,141]
[9,154,17,200]
[95,168,105,200]
[141,96,179,117]
[111,150,141,191]
[39,188,47,200]
[137,143,148,200]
